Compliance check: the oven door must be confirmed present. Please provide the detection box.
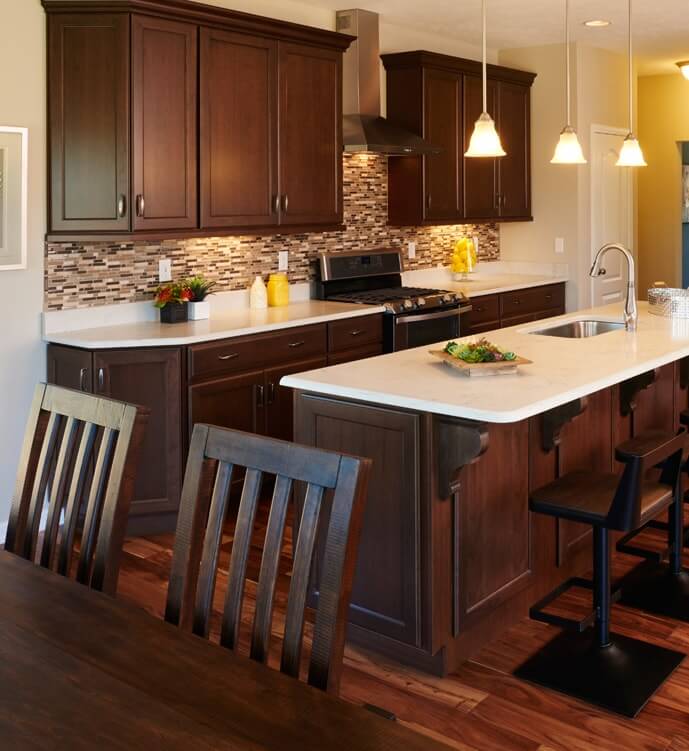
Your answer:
[392,304,472,351]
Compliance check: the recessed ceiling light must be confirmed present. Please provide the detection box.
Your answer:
[583,19,612,28]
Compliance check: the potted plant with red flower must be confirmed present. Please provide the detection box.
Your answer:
[154,282,193,324]
[185,275,217,320]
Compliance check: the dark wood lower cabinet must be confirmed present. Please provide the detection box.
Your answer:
[296,396,423,648]
[189,369,265,436]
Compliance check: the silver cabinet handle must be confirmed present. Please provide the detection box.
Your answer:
[426,194,432,210]
[218,353,239,361]
[282,194,289,213]
[136,194,145,217]
[267,382,276,405]
[273,195,280,214]
[288,340,305,348]
[79,368,88,392]
[256,384,265,408]
[349,329,364,337]
[117,194,126,218]
[97,367,105,392]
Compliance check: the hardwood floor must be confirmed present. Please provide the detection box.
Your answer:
[117,502,689,750]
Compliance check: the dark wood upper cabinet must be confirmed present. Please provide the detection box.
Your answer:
[47,13,130,232]
[200,29,278,228]
[497,82,531,220]
[462,74,499,220]
[383,51,535,226]
[43,0,351,239]
[424,70,462,222]
[278,43,343,227]
[132,15,198,231]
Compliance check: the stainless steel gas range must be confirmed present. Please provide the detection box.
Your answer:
[316,249,471,352]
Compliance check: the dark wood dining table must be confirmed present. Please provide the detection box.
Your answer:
[0,549,450,750]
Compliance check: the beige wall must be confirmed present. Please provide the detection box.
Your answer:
[637,74,689,293]
[0,0,46,532]
[498,43,629,310]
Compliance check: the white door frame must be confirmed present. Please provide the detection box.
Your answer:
[589,124,634,307]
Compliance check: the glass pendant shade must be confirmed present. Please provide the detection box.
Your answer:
[616,134,647,167]
[551,127,587,165]
[465,112,506,158]
[677,61,689,80]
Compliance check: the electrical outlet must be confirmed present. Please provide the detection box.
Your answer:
[554,237,565,255]
[407,242,416,260]
[158,258,172,282]
[278,250,289,272]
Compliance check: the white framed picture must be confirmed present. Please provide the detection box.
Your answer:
[0,126,28,271]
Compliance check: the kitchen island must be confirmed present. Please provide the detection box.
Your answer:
[282,303,689,675]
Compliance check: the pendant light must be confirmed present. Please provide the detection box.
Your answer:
[617,0,647,167]
[465,0,506,158]
[551,0,586,164]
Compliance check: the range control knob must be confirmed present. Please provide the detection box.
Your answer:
[417,297,426,307]
[443,293,455,304]
[403,299,414,310]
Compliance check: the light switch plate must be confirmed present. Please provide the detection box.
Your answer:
[407,242,416,259]
[554,237,565,255]
[278,250,289,272]
[158,258,172,282]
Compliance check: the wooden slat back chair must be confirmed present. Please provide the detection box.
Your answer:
[165,424,371,695]
[4,383,149,595]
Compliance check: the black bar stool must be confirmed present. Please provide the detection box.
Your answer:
[615,415,689,621]
[515,431,686,718]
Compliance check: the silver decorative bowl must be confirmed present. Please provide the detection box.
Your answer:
[647,287,689,318]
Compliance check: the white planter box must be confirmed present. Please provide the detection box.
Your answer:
[188,300,210,320]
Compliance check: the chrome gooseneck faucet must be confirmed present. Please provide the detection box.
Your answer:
[589,243,638,331]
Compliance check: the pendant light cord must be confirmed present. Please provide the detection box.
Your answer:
[628,0,633,133]
[482,0,488,112]
[565,0,571,126]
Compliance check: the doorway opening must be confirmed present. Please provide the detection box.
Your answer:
[681,143,689,288]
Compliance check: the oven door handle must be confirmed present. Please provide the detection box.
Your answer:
[395,306,471,325]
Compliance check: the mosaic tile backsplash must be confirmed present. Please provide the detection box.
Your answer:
[45,153,500,311]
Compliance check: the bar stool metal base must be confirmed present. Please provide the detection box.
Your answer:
[514,630,684,718]
[620,561,689,622]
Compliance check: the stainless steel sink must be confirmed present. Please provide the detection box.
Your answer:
[529,319,626,338]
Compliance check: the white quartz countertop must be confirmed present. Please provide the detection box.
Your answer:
[281,303,689,424]
[44,301,387,349]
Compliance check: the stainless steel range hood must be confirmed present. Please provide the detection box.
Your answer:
[336,9,440,155]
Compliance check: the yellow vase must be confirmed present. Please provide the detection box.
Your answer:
[267,273,289,307]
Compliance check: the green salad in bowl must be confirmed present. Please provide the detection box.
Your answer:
[444,338,518,364]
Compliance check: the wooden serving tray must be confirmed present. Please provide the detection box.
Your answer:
[430,350,532,377]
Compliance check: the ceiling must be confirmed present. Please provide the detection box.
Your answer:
[304,0,689,75]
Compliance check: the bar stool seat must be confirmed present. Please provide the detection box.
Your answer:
[531,472,672,526]
[515,430,686,718]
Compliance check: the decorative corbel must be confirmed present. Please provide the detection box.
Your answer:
[541,397,588,453]
[619,369,658,417]
[435,417,489,499]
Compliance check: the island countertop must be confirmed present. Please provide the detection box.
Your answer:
[282,303,689,424]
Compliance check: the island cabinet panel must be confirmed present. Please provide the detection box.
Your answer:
[131,15,198,231]
[278,43,342,227]
[456,420,531,625]
[47,13,130,232]
[200,29,278,228]
[295,396,423,648]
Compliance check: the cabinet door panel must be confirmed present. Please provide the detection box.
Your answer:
[48,14,130,232]
[200,29,278,228]
[189,370,265,438]
[463,74,499,219]
[94,348,183,525]
[278,43,342,226]
[498,82,531,219]
[47,345,94,393]
[132,15,197,231]
[264,357,326,443]
[296,396,422,647]
[423,69,462,221]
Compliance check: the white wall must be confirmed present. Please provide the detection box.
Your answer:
[0,0,46,531]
